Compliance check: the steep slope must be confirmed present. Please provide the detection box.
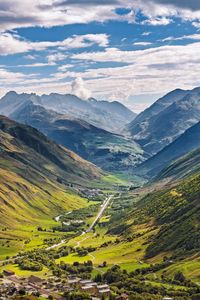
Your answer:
[0,116,101,228]
[128,87,200,155]
[134,121,200,178]
[10,101,144,173]
[110,173,200,259]
[157,148,200,180]
[0,91,136,133]
[128,88,188,130]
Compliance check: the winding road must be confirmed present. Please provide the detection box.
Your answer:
[47,194,113,251]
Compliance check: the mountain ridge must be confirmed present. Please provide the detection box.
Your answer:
[134,121,200,178]
[0,91,136,133]
[128,87,200,155]
[9,101,145,173]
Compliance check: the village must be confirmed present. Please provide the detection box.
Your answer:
[0,269,115,300]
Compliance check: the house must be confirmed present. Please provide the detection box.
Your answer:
[97,284,110,297]
[98,288,111,298]
[3,270,15,276]
[81,285,97,294]
[97,284,109,290]
[79,279,93,286]
[68,278,80,287]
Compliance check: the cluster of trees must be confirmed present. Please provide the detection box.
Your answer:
[15,246,72,271]
[59,261,93,278]
[100,265,200,299]
[53,223,83,233]
[18,259,43,271]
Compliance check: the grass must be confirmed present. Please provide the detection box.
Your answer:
[144,280,188,291]
[157,254,200,283]
[0,196,94,260]
[0,263,50,278]
[55,224,153,272]
[102,174,129,185]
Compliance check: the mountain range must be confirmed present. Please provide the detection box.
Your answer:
[128,87,200,156]
[0,91,136,133]
[0,92,144,173]
[0,86,200,180]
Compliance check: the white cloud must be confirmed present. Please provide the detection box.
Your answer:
[2,40,200,105]
[47,53,68,64]
[192,22,200,29]
[0,68,36,84]
[1,0,200,34]
[133,42,152,46]
[17,62,55,67]
[142,17,172,26]
[162,33,200,41]
[71,77,91,100]
[58,64,74,72]
[24,54,36,60]
[142,32,152,36]
[0,32,109,56]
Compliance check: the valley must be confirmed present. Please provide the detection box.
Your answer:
[0,87,200,299]
[0,174,199,299]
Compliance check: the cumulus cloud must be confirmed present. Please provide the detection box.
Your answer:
[71,77,91,100]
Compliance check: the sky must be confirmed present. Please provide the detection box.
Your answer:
[1,1,200,112]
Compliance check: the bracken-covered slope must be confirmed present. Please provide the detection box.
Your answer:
[134,121,200,178]
[10,101,144,173]
[128,87,200,155]
[0,115,101,228]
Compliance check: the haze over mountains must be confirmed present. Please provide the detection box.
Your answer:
[0,86,200,180]
[135,121,200,178]
[0,91,135,133]
[0,91,144,173]
[128,87,200,156]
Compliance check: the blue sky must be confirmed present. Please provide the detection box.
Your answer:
[1,0,200,112]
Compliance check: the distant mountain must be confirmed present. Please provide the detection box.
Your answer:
[0,115,101,227]
[135,121,200,178]
[0,91,136,133]
[128,87,200,155]
[157,148,200,180]
[10,101,144,173]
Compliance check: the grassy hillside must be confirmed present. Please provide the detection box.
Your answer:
[110,174,200,259]
[157,148,200,180]
[0,115,102,229]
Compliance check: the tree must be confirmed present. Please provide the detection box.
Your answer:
[103,261,107,267]
[94,273,102,282]
[174,271,186,283]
